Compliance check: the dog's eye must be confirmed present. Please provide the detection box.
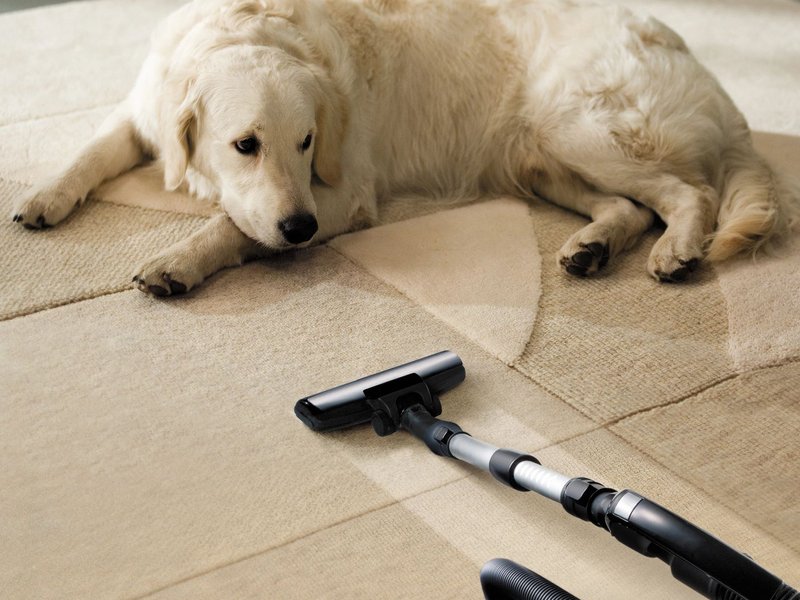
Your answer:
[300,133,313,152]
[234,137,259,155]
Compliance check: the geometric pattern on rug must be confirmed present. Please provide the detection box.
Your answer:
[331,198,542,365]
[514,200,733,424]
[0,177,207,320]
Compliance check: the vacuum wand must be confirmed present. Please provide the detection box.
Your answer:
[295,351,798,600]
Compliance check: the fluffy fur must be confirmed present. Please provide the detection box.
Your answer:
[12,0,798,294]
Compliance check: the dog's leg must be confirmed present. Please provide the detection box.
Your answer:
[558,196,655,277]
[133,184,373,297]
[11,108,144,229]
[579,170,718,282]
[132,214,265,296]
[543,133,718,281]
[640,180,718,282]
[532,175,655,276]
[312,183,378,242]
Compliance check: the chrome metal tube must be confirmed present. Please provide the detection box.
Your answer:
[448,434,498,471]
[513,461,570,502]
[449,434,569,502]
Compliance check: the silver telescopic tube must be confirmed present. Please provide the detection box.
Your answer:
[449,434,499,471]
[513,460,571,502]
[448,434,569,503]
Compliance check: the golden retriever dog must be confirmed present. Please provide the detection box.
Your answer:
[11,0,799,295]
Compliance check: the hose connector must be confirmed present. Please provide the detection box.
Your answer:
[560,477,616,529]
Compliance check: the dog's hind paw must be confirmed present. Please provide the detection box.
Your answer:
[651,257,700,283]
[558,241,610,277]
[647,233,703,283]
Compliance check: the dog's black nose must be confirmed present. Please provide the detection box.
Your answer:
[279,213,318,244]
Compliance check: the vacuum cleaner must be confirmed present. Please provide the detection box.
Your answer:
[294,351,798,600]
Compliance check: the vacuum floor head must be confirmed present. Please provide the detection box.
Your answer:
[294,350,465,432]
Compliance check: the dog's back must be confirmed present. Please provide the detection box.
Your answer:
[320,0,526,196]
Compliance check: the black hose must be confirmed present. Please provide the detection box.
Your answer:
[710,581,800,600]
[770,583,800,600]
[481,558,580,600]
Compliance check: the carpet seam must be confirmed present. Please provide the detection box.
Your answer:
[1,175,209,322]
[605,426,800,561]
[330,236,657,429]
[0,285,133,322]
[4,201,795,572]
[131,425,608,599]
[513,202,544,366]
[508,357,601,423]
[735,354,800,373]
[326,240,579,408]
[604,372,739,427]
[495,365,800,554]
[129,474,474,600]
[607,356,800,427]
[131,413,799,600]
[326,241,511,360]
[606,358,800,558]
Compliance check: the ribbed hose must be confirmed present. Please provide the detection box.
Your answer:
[481,559,580,600]
[710,581,800,600]
[770,583,800,600]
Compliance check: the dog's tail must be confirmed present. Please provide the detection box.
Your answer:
[706,143,800,262]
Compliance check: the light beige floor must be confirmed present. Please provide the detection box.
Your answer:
[1,1,799,599]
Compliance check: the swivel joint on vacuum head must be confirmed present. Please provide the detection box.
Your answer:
[364,373,442,436]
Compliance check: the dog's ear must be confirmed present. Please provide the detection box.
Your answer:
[162,82,199,191]
[312,71,348,187]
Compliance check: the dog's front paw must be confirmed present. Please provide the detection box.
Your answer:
[132,251,204,297]
[647,234,703,283]
[12,184,81,230]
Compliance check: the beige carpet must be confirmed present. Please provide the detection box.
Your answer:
[1,1,799,599]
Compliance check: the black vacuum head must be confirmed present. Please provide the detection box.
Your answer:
[294,351,465,432]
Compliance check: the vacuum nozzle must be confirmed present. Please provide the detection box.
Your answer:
[294,351,465,432]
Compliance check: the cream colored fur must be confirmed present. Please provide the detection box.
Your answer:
[11,0,798,294]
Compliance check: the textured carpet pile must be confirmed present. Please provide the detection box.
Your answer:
[1,1,798,598]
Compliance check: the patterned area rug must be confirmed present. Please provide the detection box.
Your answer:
[1,1,798,599]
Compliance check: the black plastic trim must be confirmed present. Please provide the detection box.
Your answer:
[489,449,540,491]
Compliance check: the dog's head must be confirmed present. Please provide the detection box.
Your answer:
[159,7,347,248]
